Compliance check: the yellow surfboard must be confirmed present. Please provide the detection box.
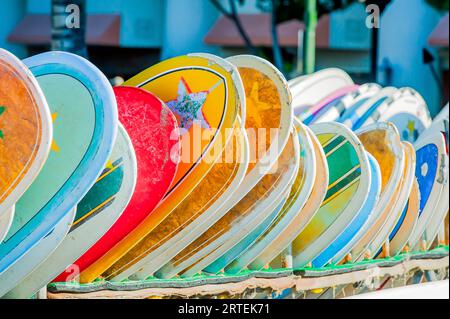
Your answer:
[79,54,240,283]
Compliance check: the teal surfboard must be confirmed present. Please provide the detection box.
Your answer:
[0,51,117,274]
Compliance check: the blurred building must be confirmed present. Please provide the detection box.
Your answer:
[0,0,448,114]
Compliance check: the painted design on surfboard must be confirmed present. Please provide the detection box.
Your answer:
[416,144,438,217]
[70,157,124,232]
[292,123,370,268]
[0,49,52,217]
[166,77,217,130]
[0,51,117,274]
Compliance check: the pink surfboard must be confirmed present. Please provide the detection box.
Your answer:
[54,86,179,282]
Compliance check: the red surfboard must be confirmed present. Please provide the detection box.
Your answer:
[54,86,180,282]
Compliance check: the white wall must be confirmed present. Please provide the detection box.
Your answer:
[378,0,443,115]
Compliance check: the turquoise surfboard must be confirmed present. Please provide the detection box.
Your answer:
[0,51,117,274]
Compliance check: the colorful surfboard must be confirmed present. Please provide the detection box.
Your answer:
[389,179,420,255]
[0,49,52,217]
[292,122,371,268]
[350,123,405,261]
[369,141,416,258]
[0,51,117,274]
[408,131,447,249]
[289,68,353,116]
[7,123,137,298]
[71,86,179,284]
[221,121,316,274]
[341,87,397,130]
[0,208,76,297]
[248,125,328,271]
[0,207,14,243]
[105,117,250,282]
[301,85,359,124]
[313,152,381,267]
[359,88,432,143]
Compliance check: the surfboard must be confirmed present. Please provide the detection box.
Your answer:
[408,131,447,249]
[291,122,371,268]
[289,68,353,116]
[337,83,382,124]
[77,54,240,283]
[0,208,76,297]
[350,123,405,261]
[0,49,52,217]
[358,88,432,143]
[421,111,449,248]
[313,152,381,267]
[341,87,397,130]
[6,123,137,298]
[247,125,328,271]
[389,179,420,255]
[369,141,416,258]
[153,55,293,279]
[104,117,250,282]
[301,85,359,124]
[0,51,117,274]
[221,121,316,274]
[68,86,178,284]
[157,131,298,279]
[0,207,14,243]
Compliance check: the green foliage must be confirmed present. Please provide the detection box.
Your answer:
[425,0,449,11]
[0,106,5,139]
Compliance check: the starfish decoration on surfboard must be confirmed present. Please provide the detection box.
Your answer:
[0,106,5,139]
[166,77,220,132]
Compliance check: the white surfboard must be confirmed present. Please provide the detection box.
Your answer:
[289,68,353,116]
[409,132,447,249]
